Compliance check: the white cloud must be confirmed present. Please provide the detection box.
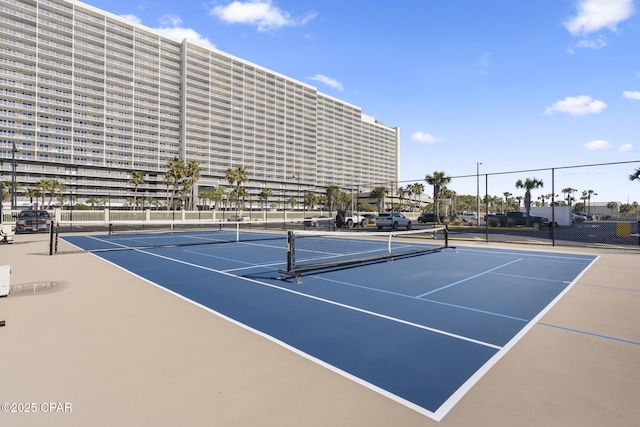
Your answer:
[544,95,607,116]
[156,26,216,49]
[159,14,183,27]
[309,74,343,91]
[565,0,634,36]
[210,0,316,32]
[619,143,634,151]
[567,35,608,52]
[118,13,215,49]
[584,139,611,150]
[411,131,440,144]
[623,90,640,100]
[120,14,142,24]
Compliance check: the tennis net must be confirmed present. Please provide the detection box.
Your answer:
[50,219,292,254]
[278,227,452,283]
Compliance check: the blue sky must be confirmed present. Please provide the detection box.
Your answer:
[82,0,640,205]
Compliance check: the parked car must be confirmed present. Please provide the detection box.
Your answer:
[418,213,443,223]
[336,210,365,228]
[303,215,330,227]
[376,212,412,230]
[485,212,549,228]
[15,210,52,233]
[455,211,477,222]
[227,214,250,222]
[571,212,587,223]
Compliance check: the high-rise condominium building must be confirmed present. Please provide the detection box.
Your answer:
[0,0,399,209]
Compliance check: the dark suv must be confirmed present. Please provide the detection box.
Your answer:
[418,213,442,223]
[15,210,52,233]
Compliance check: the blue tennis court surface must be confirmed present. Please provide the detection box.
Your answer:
[62,230,597,420]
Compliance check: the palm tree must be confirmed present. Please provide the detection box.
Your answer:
[24,187,39,208]
[1,181,9,204]
[370,186,388,213]
[629,167,640,184]
[166,157,186,209]
[36,178,65,210]
[129,171,145,210]
[325,185,340,215]
[408,182,425,211]
[397,186,407,211]
[1,180,21,205]
[185,160,202,210]
[503,192,512,211]
[258,187,273,211]
[86,197,101,210]
[515,177,543,226]
[606,201,618,217]
[582,189,597,215]
[304,192,316,211]
[200,186,225,212]
[562,187,577,207]
[425,171,451,224]
[316,195,327,211]
[224,166,249,212]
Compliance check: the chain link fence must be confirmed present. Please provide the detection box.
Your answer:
[416,161,640,251]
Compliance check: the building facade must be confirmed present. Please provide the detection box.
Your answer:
[0,0,399,209]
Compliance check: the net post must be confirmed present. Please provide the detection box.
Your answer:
[49,222,55,255]
[444,226,449,248]
[286,230,295,272]
[236,222,240,242]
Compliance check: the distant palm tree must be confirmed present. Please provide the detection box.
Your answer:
[515,177,543,226]
[258,187,273,211]
[185,160,202,210]
[370,186,388,213]
[582,189,597,215]
[201,186,225,211]
[396,186,406,211]
[1,180,21,205]
[325,185,340,215]
[129,171,145,210]
[425,171,451,224]
[225,166,249,211]
[562,187,577,207]
[37,178,66,209]
[24,187,39,208]
[166,157,186,209]
[503,192,512,211]
[408,182,425,211]
[304,192,316,211]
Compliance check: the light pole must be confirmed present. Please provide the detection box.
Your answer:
[476,162,482,226]
[11,141,18,210]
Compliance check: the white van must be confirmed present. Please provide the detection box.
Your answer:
[456,211,477,222]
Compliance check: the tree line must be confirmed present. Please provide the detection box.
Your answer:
[3,165,639,215]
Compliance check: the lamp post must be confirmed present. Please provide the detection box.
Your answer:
[11,141,18,210]
[476,162,482,226]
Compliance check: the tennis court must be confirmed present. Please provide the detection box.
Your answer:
[57,226,597,421]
